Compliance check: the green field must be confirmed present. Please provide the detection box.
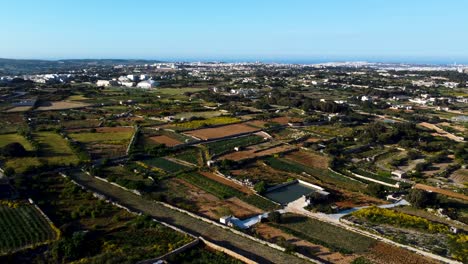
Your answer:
[69,131,133,144]
[173,147,202,165]
[273,213,376,254]
[0,202,58,254]
[156,87,208,95]
[264,157,366,192]
[205,135,264,156]
[36,132,80,166]
[172,116,240,130]
[178,173,242,199]
[0,134,34,151]
[143,157,189,174]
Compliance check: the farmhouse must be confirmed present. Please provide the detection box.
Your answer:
[391,170,407,179]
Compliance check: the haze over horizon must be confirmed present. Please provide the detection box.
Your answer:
[2,0,468,64]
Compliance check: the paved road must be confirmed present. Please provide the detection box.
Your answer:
[69,171,310,264]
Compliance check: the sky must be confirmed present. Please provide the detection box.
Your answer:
[1,0,468,63]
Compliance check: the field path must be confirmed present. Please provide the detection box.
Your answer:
[69,170,313,264]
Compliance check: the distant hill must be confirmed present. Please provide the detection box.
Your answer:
[0,58,164,75]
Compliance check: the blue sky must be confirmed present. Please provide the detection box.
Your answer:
[1,0,468,63]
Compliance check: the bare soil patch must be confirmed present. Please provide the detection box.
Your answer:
[184,123,260,140]
[149,135,182,147]
[219,144,296,161]
[284,150,329,170]
[414,183,468,201]
[254,223,357,264]
[366,242,438,264]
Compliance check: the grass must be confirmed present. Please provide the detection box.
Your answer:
[205,135,264,156]
[178,172,243,199]
[156,87,208,95]
[273,213,376,254]
[173,116,240,130]
[143,157,189,174]
[0,202,58,254]
[35,132,80,166]
[0,134,34,151]
[305,125,357,137]
[69,131,133,144]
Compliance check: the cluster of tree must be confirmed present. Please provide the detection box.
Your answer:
[0,142,27,157]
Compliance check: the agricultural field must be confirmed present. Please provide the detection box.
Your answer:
[219,144,296,161]
[184,122,260,140]
[284,150,329,170]
[0,133,34,150]
[178,172,243,199]
[149,135,182,147]
[204,135,265,156]
[166,244,243,264]
[171,116,241,131]
[263,156,366,192]
[174,110,226,119]
[142,157,190,174]
[68,127,134,159]
[0,113,27,134]
[5,173,194,263]
[230,161,294,185]
[272,213,376,254]
[35,132,80,166]
[173,147,202,165]
[35,100,91,111]
[346,207,468,262]
[177,172,278,212]
[0,201,59,255]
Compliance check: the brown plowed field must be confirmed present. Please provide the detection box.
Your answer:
[284,150,329,170]
[184,123,260,140]
[149,135,182,147]
[414,183,468,201]
[219,144,296,161]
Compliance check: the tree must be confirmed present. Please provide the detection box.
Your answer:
[268,211,282,223]
[366,183,385,198]
[407,189,436,208]
[1,142,27,157]
[254,181,266,193]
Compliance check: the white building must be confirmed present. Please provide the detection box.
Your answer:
[96,80,119,87]
[136,80,159,89]
[120,81,134,87]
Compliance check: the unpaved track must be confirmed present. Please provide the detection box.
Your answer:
[70,171,309,264]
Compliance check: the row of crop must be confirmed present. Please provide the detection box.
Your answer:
[142,157,190,174]
[264,157,365,191]
[173,147,201,165]
[178,173,243,199]
[205,135,265,156]
[0,205,56,253]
